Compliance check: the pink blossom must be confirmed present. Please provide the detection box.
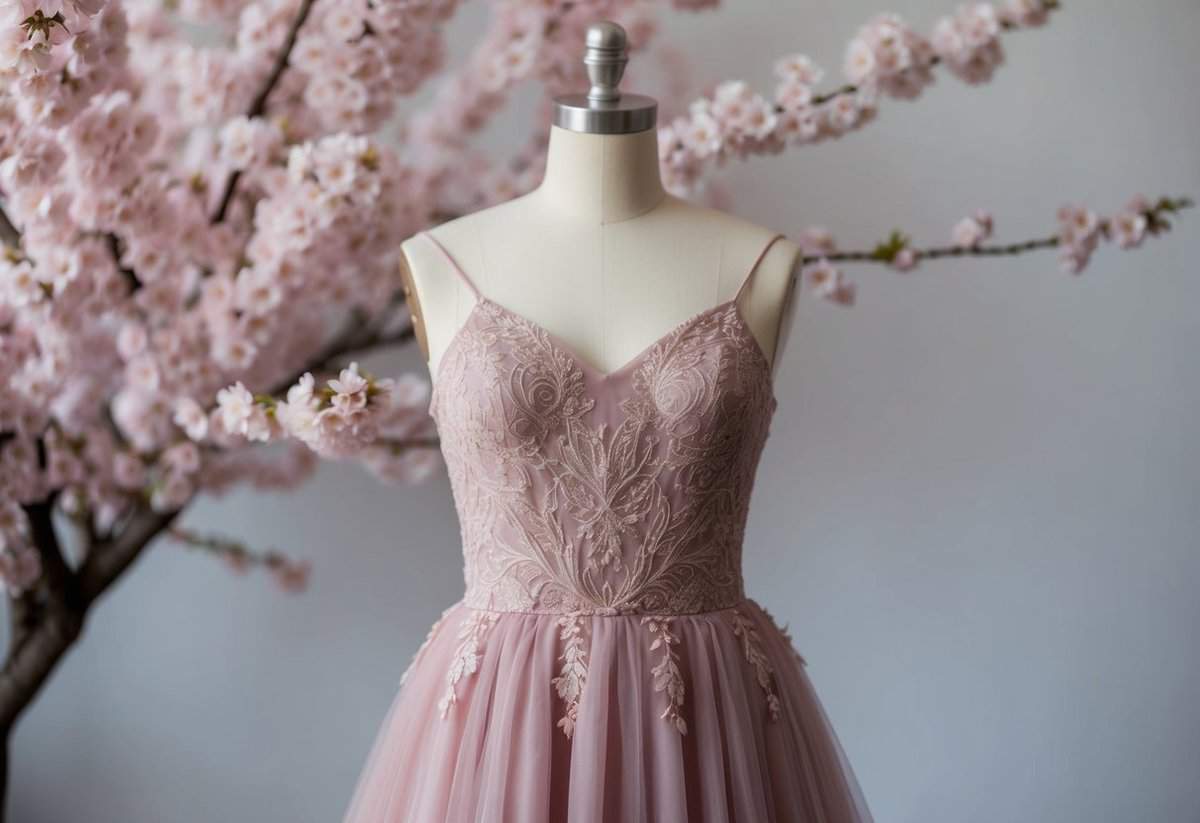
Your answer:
[893,248,919,271]
[0,499,30,543]
[173,397,209,441]
[116,322,148,360]
[678,111,721,158]
[797,226,837,256]
[844,14,934,99]
[1057,204,1102,274]
[216,382,272,442]
[329,362,370,414]
[0,545,41,595]
[933,4,1006,84]
[324,2,366,42]
[1000,0,1053,27]
[805,259,857,306]
[112,451,147,490]
[219,115,280,170]
[162,441,202,475]
[1111,211,1148,249]
[775,78,814,111]
[774,53,823,87]
[151,470,193,511]
[952,210,994,248]
[272,557,311,593]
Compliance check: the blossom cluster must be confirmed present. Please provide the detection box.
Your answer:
[217,363,423,462]
[1057,195,1155,274]
[1,0,109,77]
[1,2,447,594]
[120,0,460,144]
[659,0,1056,195]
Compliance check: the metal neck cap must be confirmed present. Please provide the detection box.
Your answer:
[552,21,657,135]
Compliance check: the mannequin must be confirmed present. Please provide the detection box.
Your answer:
[399,24,802,385]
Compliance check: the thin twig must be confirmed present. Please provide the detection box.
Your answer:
[167,526,302,577]
[809,235,1060,265]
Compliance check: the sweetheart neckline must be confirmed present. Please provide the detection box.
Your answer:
[428,295,778,416]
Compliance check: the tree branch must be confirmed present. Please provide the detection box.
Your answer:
[210,0,319,224]
[0,600,82,730]
[811,235,1061,265]
[24,499,78,611]
[77,507,180,606]
[0,204,17,248]
[0,499,82,730]
[378,436,441,452]
[104,232,142,292]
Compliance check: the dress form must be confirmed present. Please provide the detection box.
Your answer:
[400,27,802,385]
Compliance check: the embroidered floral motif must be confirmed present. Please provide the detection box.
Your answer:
[726,607,782,721]
[550,612,589,738]
[437,609,496,718]
[400,604,455,688]
[431,297,774,618]
[642,615,687,734]
[425,264,781,734]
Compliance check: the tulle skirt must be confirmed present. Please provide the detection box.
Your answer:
[343,598,873,823]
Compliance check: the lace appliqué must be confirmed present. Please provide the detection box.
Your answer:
[432,297,774,618]
[726,607,782,721]
[642,615,687,734]
[550,612,589,738]
[437,609,496,718]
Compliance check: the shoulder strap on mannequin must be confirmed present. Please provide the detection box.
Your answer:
[733,232,787,304]
[421,231,481,299]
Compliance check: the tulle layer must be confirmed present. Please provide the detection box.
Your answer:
[343,598,872,823]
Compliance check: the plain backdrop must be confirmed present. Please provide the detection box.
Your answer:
[11,1,1200,821]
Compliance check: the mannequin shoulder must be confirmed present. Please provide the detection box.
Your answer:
[400,205,503,272]
[653,196,801,272]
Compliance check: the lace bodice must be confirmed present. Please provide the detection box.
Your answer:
[423,231,784,618]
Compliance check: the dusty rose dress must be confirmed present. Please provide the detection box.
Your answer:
[343,232,874,822]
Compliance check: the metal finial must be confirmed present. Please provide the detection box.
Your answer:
[584,21,627,104]
[552,21,656,135]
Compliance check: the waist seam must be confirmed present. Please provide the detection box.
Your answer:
[458,596,753,619]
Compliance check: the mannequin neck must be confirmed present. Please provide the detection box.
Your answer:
[532,125,667,224]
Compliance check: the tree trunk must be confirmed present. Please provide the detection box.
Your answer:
[0,733,8,823]
[0,503,177,820]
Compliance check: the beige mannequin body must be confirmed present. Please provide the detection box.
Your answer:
[400,124,802,385]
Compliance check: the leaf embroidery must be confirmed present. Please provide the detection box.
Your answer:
[550,612,589,738]
[727,606,782,721]
[642,615,687,734]
[437,609,496,718]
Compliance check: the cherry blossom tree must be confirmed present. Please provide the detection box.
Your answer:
[0,0,1190,813]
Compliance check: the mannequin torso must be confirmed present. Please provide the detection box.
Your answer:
[400,125,802,384]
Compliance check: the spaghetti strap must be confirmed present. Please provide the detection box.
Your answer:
[733,232,787,304]
[421,231,482,298]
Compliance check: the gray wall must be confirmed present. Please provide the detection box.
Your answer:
[13,2,1200,821]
